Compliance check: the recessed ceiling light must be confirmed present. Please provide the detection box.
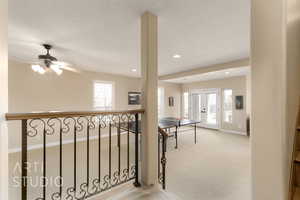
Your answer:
[131,68,137,72]
[173,54,181,58]
[225,71,230,75]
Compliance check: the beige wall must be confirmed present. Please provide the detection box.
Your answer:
[251,0,287,199]
[7,60,181,150]
[252,0,300,199]
[159,81,181,118]
[8,60,142,112]
[286,0,300,196]
[8,60,181,115]
[246,72,251,115]
[182,76,247,133]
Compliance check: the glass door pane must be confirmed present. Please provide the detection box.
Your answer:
[191,94,200,121]
[198,94,202,121]
[206,93,217,125]
[190,89,220,129]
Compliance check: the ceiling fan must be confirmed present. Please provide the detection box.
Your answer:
[31,44,79,75]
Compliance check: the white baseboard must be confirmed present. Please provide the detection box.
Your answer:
[219,129,247,136]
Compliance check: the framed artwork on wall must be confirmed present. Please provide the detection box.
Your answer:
[128,92,141,105]
[235,95,244,110]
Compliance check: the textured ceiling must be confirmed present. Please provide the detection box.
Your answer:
[8,0,250,77]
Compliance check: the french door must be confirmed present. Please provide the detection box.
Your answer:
[190,89,220,129]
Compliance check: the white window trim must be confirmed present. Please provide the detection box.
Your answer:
[158,87,165,118]
[182,91,190,119]
[93,80,115,110]
[222,88,233,124]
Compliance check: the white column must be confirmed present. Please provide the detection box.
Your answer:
[251,0,287,199]
[141,11,158,186]
[0,0,8,199]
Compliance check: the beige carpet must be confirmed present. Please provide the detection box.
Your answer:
[105,128,251,200]
[9,128,250,200]
[165,128,250,200]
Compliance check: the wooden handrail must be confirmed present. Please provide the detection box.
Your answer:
[158,127,168,137]
[5,109,145,121]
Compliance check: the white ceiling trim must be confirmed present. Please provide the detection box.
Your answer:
[159,58,250,80]
[165,66,250,83]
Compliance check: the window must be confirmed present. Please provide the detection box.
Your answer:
[183,92,189,119]
[158,87,164,118]
[93,81,114,110]
[223,89,233,123]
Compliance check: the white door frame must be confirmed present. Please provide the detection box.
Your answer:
[190,88,221,129]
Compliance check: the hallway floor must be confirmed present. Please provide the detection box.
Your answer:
[165,128,250,200]
[101,128,251,200]
[9,128,250,200]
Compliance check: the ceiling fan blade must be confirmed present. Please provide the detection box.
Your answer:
[51,61,70,66]
[61,65,81,73]
[52,61,81,73]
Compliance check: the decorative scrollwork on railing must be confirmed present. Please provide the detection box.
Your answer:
[90,178,101,194]
[16,111,142,200]
[51,192,61,200]
[76,116,85,132]
[33,164,137,199]
[158,127,167,190]
[27,118,46,137]
[78,182,88,199]
[102,174,111,191]
[88,116,97,130]
[120,168,129,182]
[62,117,76,134]
[65,187,76,200]
[46,118,61,135]
[96,115,105,129]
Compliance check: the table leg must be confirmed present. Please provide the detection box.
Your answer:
[175,126,178,149]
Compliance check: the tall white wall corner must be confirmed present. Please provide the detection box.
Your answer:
[0,121,8,200]
[246,71,251,116]
[141,11,159,187]
[0,0,9,199]
[251,0,287,199]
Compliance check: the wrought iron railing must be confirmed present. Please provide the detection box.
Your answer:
[6,109,144,200]
[158,127,167,190]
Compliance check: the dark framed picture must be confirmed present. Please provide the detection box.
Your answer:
[235,96,244,110]
[168,97,174,107]
[128,92,141,105]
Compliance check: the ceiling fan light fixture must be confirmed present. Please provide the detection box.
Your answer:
[31,64,40,72]
[50,64,63,75]
[38,67,46,74]
[31,64,46,74]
